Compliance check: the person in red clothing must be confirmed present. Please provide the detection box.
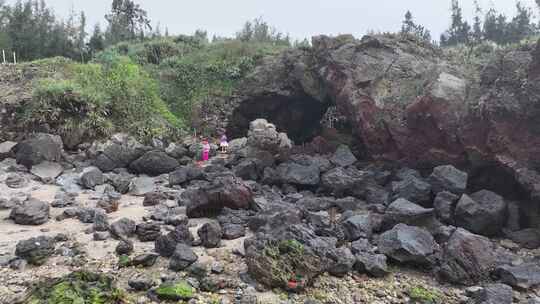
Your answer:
[201,139,210,161]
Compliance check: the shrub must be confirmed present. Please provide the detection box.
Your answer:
[23,53,182,144]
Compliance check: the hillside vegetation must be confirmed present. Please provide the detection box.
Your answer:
[15,35,290,144]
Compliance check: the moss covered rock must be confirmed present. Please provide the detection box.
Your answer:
[24,271,128,304]
[153,281,194,301]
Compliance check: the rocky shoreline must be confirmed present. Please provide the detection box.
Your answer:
[0,118,539,304]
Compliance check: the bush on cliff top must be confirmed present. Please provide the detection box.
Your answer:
[104,37,289,129]
[22,54,182,143]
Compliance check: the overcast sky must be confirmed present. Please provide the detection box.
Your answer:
[6,0,540,40]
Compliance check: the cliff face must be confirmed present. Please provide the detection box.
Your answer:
[225,34,540,200]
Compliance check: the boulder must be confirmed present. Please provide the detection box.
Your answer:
[391,175,432,204]
[328,247,356,277]
[56,172,83,194]
[506,229,540,249]
[80,167,104,189]
[470,283,513,304]
[433,191,459,224]
[438,228,499,285]
[5,173,28,188]
[130,253,159,267]
[289,154,333,173]
[129,176,155,196]
[15,236,55,265]
[154,225,194,257]
[0,141,17,159]
[495,263,540,290]
[429,165,468,195]
[110,218,137,240]
[14,133,62,168]
[107,172,134,194]
[92,134,147,171]
[244,226,330,289]
[9,198,49,225]
[51,191,76,208]
[93,209,110,232]
[247,119,292,154]
[354,252,389,278]
[222,223,246,240]
[233,159,259,181]
[383,198,434,228]
[142,191,167,207]
[169,243,198,271]
[30,161,63,183]
[186,176,253,218]
[455,190,507,236]
[341,214,373,241]
[276,162,320,186]
[165,142,187,159]
[197,221,222,248]
[377,224,436,266]
[115,240,134,255]
[130,151,180,176]
[128,274,156,291]
[169,165,205,186]
[330,145,357,167]
[136,222,161,242]
[321,167,366,195]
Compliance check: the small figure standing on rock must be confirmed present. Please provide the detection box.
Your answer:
[201,139,211,162]
[219,133,228,153]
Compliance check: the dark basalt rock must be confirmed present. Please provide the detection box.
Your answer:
[197,221,223,248]
[169,243,198,271]
[15,236,55,265]
[455,190,507,237]
[9,198,50,225]
[129,151,179,176]
[377,224,437,267]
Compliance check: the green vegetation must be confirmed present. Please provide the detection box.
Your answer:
[21,53,182,143]
[11,14,292,141]
[117,255,131,268]
[25,271,130,304]
[261,239,313,288]
[407,286,442,304]
[102,34,288,132]
[154,281,194,301]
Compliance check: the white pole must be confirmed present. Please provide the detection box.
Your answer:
[2,50,5,64]
[13,52,16,65]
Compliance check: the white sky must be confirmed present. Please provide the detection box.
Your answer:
[6,0,540,40]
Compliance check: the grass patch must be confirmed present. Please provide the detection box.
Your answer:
[407,286,442,304]
[21,53,182,144]
[105,37,290,133]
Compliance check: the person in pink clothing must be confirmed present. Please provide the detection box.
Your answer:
[201,139,211,161]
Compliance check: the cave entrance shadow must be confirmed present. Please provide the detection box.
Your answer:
[228,93,332,144]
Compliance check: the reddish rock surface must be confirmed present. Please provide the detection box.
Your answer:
[225,34,540,199]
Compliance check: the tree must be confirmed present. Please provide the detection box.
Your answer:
[507,1,534,43]
[78,11,87,62]
[105,0,152,45]
[88,23,105,55]
[483,8,504,44]
[472,0,483,43]
[440,0,471,46]
[235,17,290,46]
[400,10,431,41]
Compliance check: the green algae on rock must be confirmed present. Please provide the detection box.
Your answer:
[153,281,194,301]
[23,271,130,304]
